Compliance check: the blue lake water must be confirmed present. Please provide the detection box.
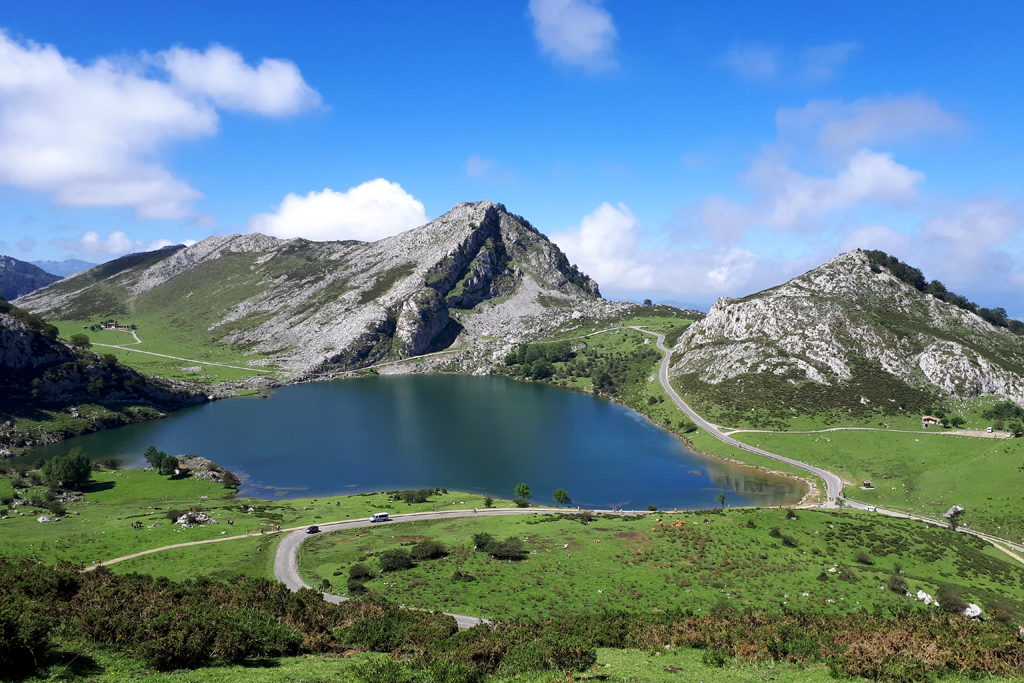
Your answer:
[26,375,802,510]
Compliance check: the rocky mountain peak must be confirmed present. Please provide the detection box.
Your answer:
[673,249,1024,405]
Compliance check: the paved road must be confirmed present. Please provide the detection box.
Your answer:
[630,327,845,505]
[273,506,646,629]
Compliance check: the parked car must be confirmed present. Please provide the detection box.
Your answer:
[865,506,877,512]
[306,525,320,534]
[370,512,390,522]
[986,426,994,433]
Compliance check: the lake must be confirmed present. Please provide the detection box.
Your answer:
[25,375,803,510]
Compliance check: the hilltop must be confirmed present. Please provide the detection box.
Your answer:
[30,258,98,278]
[0,254,62,300]
[18,202,627,379]
[0,294,205,455]
[670,249,1024,429]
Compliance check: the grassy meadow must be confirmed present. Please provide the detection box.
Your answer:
[0,465,510,575]
[298,508,1024,621]
[731,429,1024,542]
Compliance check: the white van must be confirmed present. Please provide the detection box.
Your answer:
[370,512,390,523]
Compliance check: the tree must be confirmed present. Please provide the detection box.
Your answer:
[42,448,91,488]
[159,456,179,476]
[1007,419,1023,436]
[483,496,494,508]
[642,299,652,306]
[69,333,91,349]
[514,483,532,500]
[552,489,571,506]
[949,416,966,428]
[144,445,167,470]
[715,492,727,509]
[101,353,119,368]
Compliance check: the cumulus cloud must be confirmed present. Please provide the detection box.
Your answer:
[528,0,617,71]
[0,32,319,220]
[159,45,321,116]
[550,203,654,289]
[705,149,923,237]
[50,231,184,258]
[247,179,429,243]
[777,96,963,154]
[550,202,772,298]
[917,199,1024,285]
[800,42,859,82]
[722,45,780,80]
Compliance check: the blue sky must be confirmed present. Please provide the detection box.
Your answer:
[0,1,1022,314]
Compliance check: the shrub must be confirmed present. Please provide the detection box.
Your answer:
[351,655,416,683]
[483,496,494,508]
[349,563,373,580]
[378,549,413,572]
[936,586,966,614]
[487,537,525,561]
[855,551,874,565]
[512,498,530,508]
[472,533,495,551]
[100,457,122,470]
[451,570,475,583]
[46,501,66,517]
[411,540,447,561]
[347,578,368,595]
[702,646,729,667]
[745,520,756,528]
[769,527,782,538]
[887,574,908,594]
[817,571,829,582]
[781,535,799,548]
[647,504,657,511]
[785,508,797,520]
[0,601,51,679]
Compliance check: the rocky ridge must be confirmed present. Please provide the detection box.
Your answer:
[0,255,62,301]
[671,249,1024,405]
[19,202,626,377]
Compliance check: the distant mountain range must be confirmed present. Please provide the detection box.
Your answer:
[670,249,1024,427]
[0,255,62,300]
[31,258,98,277]
[16,202,626,377]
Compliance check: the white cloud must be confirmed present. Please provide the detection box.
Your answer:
[551,202,768,298]
[550,203,654,289]
[528,0,617,71]
[840,224,911,255]
[16,237,37,253]
[705,149,923,237]
[0,32,319,220]
[800,42,859,82]
[247,179,429,242]
[777,96,963,154]
[465,154,495,178]
[917,199,1023,285]
[722,45,780,80]
[159,45,321,117]
[50,230,179,258]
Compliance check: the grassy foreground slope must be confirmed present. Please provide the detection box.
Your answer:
[299,509,1024,621]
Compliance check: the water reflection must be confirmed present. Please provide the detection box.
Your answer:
[23,375,803,510]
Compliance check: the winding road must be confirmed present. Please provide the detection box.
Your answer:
[273,506,641,629]
[631,327,845,505]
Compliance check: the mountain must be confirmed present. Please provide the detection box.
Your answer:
[31,258,98,277]
[0,295,206,455]
[17,202,625,377]
[670,249,1024,426]
[0,255,62,300]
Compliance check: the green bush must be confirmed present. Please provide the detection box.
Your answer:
[378,549,413,572]
[349,563,373,580]
[702,646,729,667]
[512,497,530,508]
[0,601,51,680]
[887,574,908,594]
[410,539,447,561]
